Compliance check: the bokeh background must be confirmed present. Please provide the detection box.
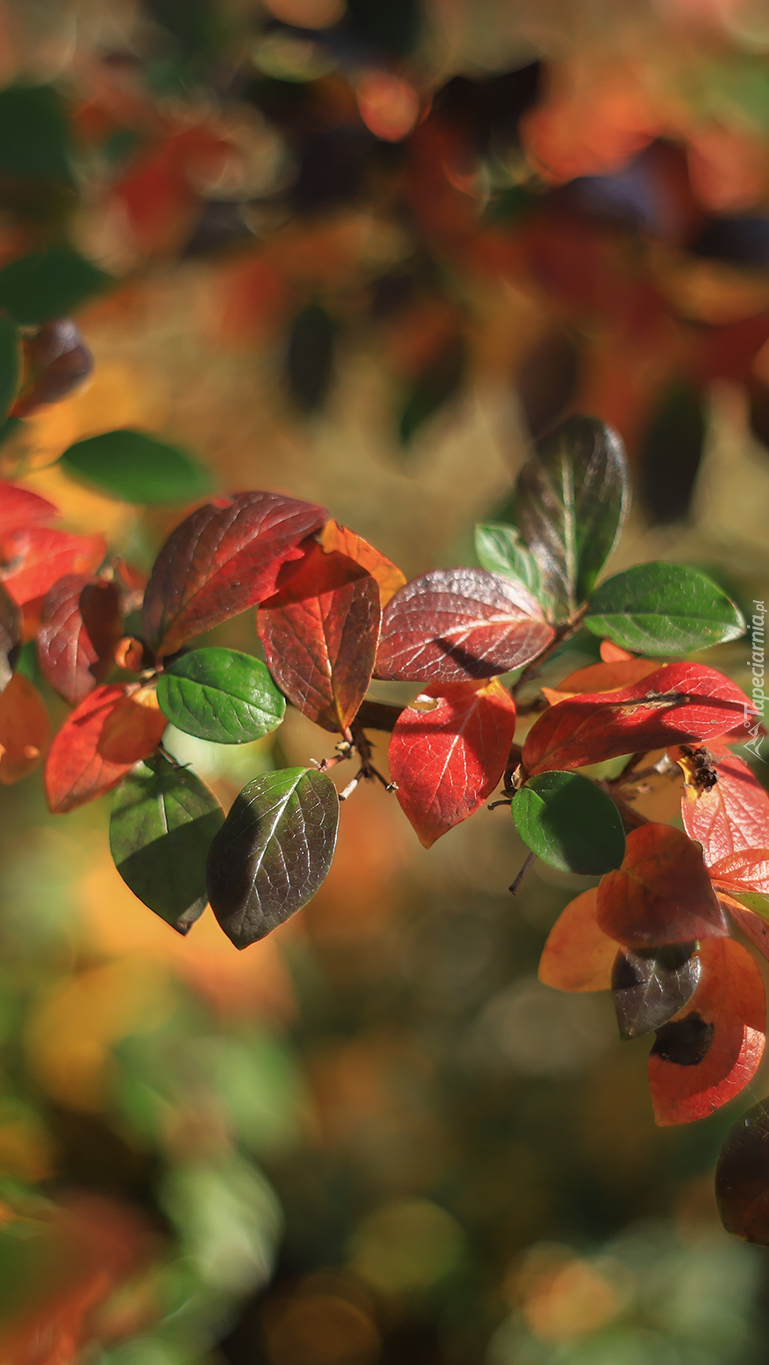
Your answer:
[4,0,769,1361]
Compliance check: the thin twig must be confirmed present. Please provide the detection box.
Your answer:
[510,852,535,895]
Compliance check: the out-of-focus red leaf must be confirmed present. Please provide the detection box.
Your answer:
[45,683,166,813]
[0,481,59,535]
[258,544,380,733]
[597,823,728,948]
[538,887,617,992]
[388,678,517,847]
[648,936,765,1125]
[318,519,406,607]
[11,319,93,417]
[0,581,20,693]
[0,527,106,638]
[38,575,123,706]
[0,672,50,783]
[142,491,328,657]
[680,746,769,865]
[375,567,555,683]
[542,656,658,705]
[523,664,753,776]
[600,640,635,662]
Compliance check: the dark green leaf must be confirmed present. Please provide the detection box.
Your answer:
[611,942,700,1040]
[399,335,465,445]
[584,562,746,654]
[157,647,285,744]
[0,315,19,425]
[0,249,111,327]
[0,85,73,185]
[639,378,705,525]
[511,415,629,617]
[474,521,550,614]
[512,770,625,874]
[287,304,335,414]
[716,1098,769,1243]
[109,754,225,934]
[206,767,339,947]
[59,429,212,505]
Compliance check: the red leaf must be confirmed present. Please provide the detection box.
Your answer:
[597,823,728,948]
[0,527,106,638]
[538,887,618,992]
[680,747,769,865]
[0,672,50,783]
[648,937,765,1125]
[38,575,123,706]
[600,640,635,662]
[541,656,658,705]
[720,892,769,965]
[0,481,59,535]
[388,678,517,847]
[318,520,406,607]
[142,491,328,657]
[709,849,769,896]
[45,683,167,813]
[523,664,753,777]
[375,568,555,683]
[257,544,381,733]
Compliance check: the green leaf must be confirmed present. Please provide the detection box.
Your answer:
[399,335,465,446]
[0,249,110,326]
[474,521,549,610]
[0,316,19,424]
[513,770,626,874]
[206,767,339,947]
[511,415,629,618]
[109,753,225,934]
[722,888,769,919]
[0,85,74,185]
[157,647,286,744]
[584,562,746,654]
[287,303,335,414]
[59,428,212,505]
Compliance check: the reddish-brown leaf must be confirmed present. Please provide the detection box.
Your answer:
[142,491,327,657]
[648,937,765,1125]
[0,672,50,783]
[541,656,658,706]
[388,678,517,847]
[597,823,728,948]
[38,575,123,706]
[680,747,769,865]
[45,683,167,813]
[375,568,555,684]
[0,527,106,638]
[257,544,380,733]
[319,520,406,607]
[11,319,93,417]
[0,481,58,535]
[538,887,618,992]
[523,663,753,777]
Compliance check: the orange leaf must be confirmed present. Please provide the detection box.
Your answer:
[648,937,765,1125]
[0,673,51,784]
[538,887,617,992]
[719,892,769,965]
[541,657,658,706]
[680,747,769,866]
[319,520,406,607]
[600,640,635,662]
[597,823,728,948]
[45,684,167,813]
[709,848,769,898]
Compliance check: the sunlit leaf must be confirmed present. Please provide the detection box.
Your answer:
[597,823,728,949]
[474,522,549,611]
[538,887,617,992]
[206,767,340,948]
[612,943,700,1040]
[157,646,285,744]
[0,481,58,535]
[0,248,110,326]
[709,849,769,917]
[375,567,554,683]
[717,1097,769,1243]
[389,679,516,847]
[719,892,769,965]
[649,937,765,1125]
[45,683,167,813]
[319,519,406,607]
[0,526,106,638]
[513,770,625,874]
[680,746,769,866]
[110,753,224,934]
[585,563,745,654]
[38,574,122,706]
[258,544,380,733]
[0,672,50,783]
[60,429,212,505]
[142,491,327,657]
[542,656,658,704]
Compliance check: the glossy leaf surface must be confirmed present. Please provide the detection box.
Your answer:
[375,567,554,683]
[649,937,765,1125]
[38,575,122,706]
[538,887,618,992]
[511,415,629,616]
[258,545,380,733]
[60,429,212,505]
[0,248,110,326]
[523,663,753,776]
[681,747,769,865]
[716,1098,769,1243]
[0,672,50,783]
[206,767,339,948]
[597,823,728,948]
[513,770,626,874]
[0,481,58,535]
[611,943,700,1040]
[110,754,224,934]
[45,684,167,814]
[474,522,547,610]
[585,563,745,654]
[389,679,517,847]
[0,581,20,693]
[318,519,406,606]
[157,646,285,744]
[142,491,327,656]
[0,315,19,423]
[0,526,106,635]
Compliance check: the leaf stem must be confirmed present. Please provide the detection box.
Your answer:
[513,603,589,696]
